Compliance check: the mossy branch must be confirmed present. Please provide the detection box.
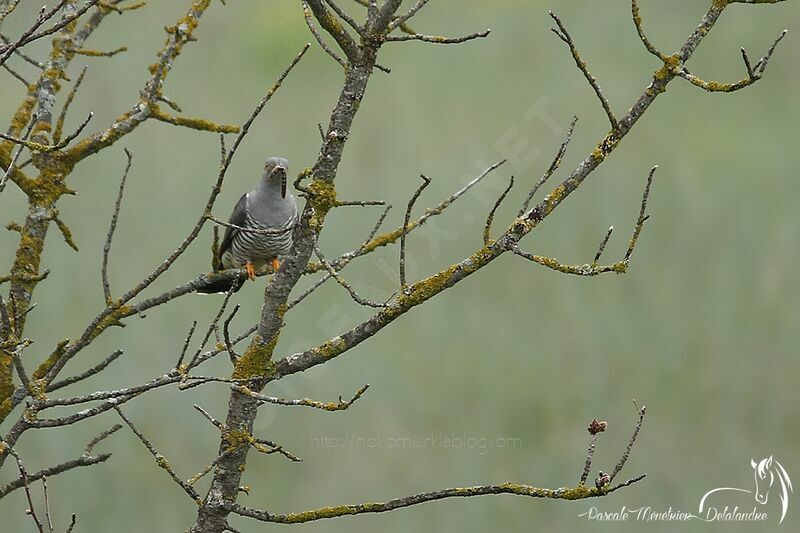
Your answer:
[69,46,127,57]
[64,0,234,163]
[222,408,647,524]
[304,0,360,61]
[672,29,786,92]
[509,165,657,277]
[226,479,645,524]
[232,383,369,411]
[151,107,239,134]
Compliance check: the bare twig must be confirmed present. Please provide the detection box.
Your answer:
[52,211,80,251]
[324,0,364,37]
[305,0,360,61]
[251,438,303,463]
[400,175,431,290]
[221,43,310,169]
[102,149,133,304]
[741,47,755,79]
[42,476,54,533]
[56,105,90,147]
[232,383,369,411]
[674,29,786,92]
[0,426,118,499]
[580,435,598,485]
[223,304,241,362]
[32,395,138,428]
[11,449,46,533]
[84,424,123,455]
[313,244,386,308]
[187,276,239,369]
[754,29,787,75]
[348,0,416,34]
[206,215,294,236]
[37,373,188,409]
[0,112,36,195]
[69,45,126,57]
[2,62,30,85]
[193,404,223,431]
[53,65,88,144]
[483,176,514,245]
[65,514,76,533]
[114,406,200,501]
[609,402,647,482]
[631,0,666,60]
[187,456,223,486]
[0,112,93,152]
[0,451,112,499]
[387,0,430,32]
[592,226,614,267]
[302,1,346,69]
[385,29,490,44]
[176,321,198,370]
[623,165,657,262]
[549,12,617,130]
[518,116,577,216]
[10,342,34,395]
[334,199,386,207]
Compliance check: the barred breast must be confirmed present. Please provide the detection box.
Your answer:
[221,202,297,269]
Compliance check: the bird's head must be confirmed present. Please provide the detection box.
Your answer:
[263,157,289,198]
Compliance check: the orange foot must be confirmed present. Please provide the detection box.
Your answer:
[245,261,256,281]
[271,258,281,273]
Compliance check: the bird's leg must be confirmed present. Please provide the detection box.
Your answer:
[271,258,281,273]
[245,261,257,281]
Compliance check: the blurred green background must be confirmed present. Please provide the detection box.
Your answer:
[1,1,798,531]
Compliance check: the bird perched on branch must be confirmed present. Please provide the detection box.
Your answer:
[198,157,298,294]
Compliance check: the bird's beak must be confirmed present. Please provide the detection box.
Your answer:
[271,166,288,198]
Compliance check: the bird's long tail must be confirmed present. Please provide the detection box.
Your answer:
[196,274,246,294]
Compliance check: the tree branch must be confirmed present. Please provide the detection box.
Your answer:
[0,425,118,499]
[64,0,238,162]
[304,0,360,62]
[114,406,200,501]
[549,11,617,130]
[220,408,647,524]
[673,29,786,92]
[232,383,369,412]
[399,175,431,290]
[101,149,133,304]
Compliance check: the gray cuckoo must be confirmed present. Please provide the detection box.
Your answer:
[198,157,298,294]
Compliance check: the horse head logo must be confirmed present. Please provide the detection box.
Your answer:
[751,456,792,521]
[699,456,793,524]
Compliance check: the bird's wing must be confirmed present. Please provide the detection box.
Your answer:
[216,193,247,270]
